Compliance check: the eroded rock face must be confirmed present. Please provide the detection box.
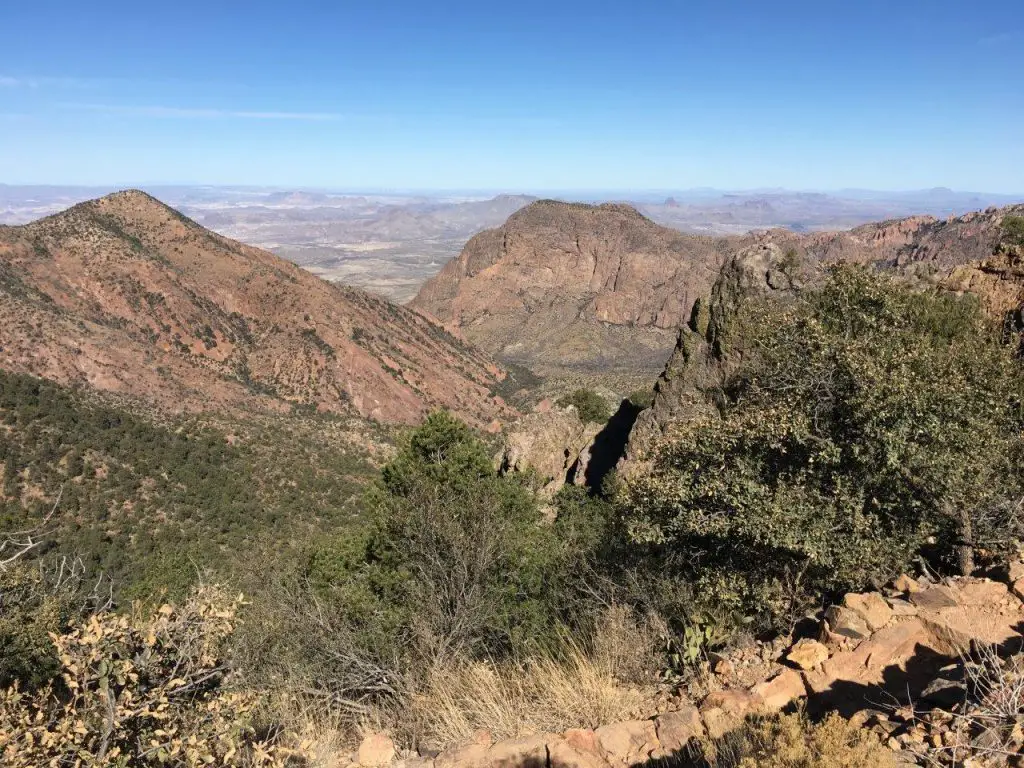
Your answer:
[411,200,738,373]
[0,190,512,425]
[496,405,597,501]
[620,240,819,475]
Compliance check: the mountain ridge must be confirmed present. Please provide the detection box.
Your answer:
[412,199,1024,374]
[0,190,512,425]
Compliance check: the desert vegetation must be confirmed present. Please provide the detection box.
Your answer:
[4,265,1024,766]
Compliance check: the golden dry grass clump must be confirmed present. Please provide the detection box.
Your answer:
[704,711,895,768]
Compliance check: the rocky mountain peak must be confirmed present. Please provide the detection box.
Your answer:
[0,192,513,425]
[411,200,738,373]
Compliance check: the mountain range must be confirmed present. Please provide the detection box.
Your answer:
[413,200,1024,375]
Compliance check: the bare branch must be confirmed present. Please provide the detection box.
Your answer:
[0,486,62,571]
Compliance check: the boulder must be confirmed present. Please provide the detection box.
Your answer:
[824,605,872,640]
[786,639,830,670]
[358,733,397,767]
[805,618,934,695]
[479,735,549,767]
[908,585,959,611]
[886,598,919,617]
[547,738,609,768]
[434,741,490,768]
[751,668,808,712]
[595,720,659,766]
[562,729,602,758]
[701,689,762,717]
[1014,578,1024,603]
[843,592,893,631]
[701,707,741,740]
[654,706,704,752]
[893,574,923,594]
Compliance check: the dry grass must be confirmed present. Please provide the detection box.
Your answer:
[925,644,1024,765]
[404,605,657,748]
[700,710,896,768]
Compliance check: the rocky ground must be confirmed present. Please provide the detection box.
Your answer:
[339,565,1024,768]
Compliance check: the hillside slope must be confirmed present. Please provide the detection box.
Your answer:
[0,191,511,424]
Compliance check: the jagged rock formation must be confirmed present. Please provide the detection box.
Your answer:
[618,204,1024,475]
[413,201,1024,379]
[411,200,739,372]
[621,241,820,474]
[943,243,1024,320]
[0,190,512,425]
[496,403,598,504]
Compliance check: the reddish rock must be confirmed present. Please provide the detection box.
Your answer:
[909,585,959,610]
[805,619,934,695]
[547,738,608,768]
[843,592,893,631]
[824,605,872,640]
[786,639,830,670]
[1013,578,1024,603]
[654,706,704,752]
[478,735,549,767]
[595,720,659,766]
[434,741,490,768]
[701,689,762,717]
[563,729,602,758]
[752,668,808,712]
[893,574,923,594]
[357,732,396,766]
[702,707,741,740]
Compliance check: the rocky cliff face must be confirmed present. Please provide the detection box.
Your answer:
[411,200,741,373]
[617,204,1024,476]
[621,242,820,474]
[496,403,598,507]
[413,200,1024,378]
[0,191,512,425]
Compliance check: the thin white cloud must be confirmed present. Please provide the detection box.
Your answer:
[66,103,345,121]
[978,31,1019,46]
[0,75,100,88]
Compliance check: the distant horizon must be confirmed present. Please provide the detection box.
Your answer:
[2,182,1023,200]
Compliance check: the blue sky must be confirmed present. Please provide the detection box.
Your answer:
[0,0,1021,191]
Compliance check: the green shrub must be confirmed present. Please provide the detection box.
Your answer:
[0,370,374,602]
[308,412,569,664]
[557,389,612,424]
[621,266,1024,633]
[1001,214,1024,247]
[0,566,65,690]
[0,586,289,767]
[627,388,656,410]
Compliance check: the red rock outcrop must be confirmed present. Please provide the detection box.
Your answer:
[412,201,1024,377]
[411,201,740,372]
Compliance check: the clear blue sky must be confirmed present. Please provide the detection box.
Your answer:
[1,0,1021,192]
